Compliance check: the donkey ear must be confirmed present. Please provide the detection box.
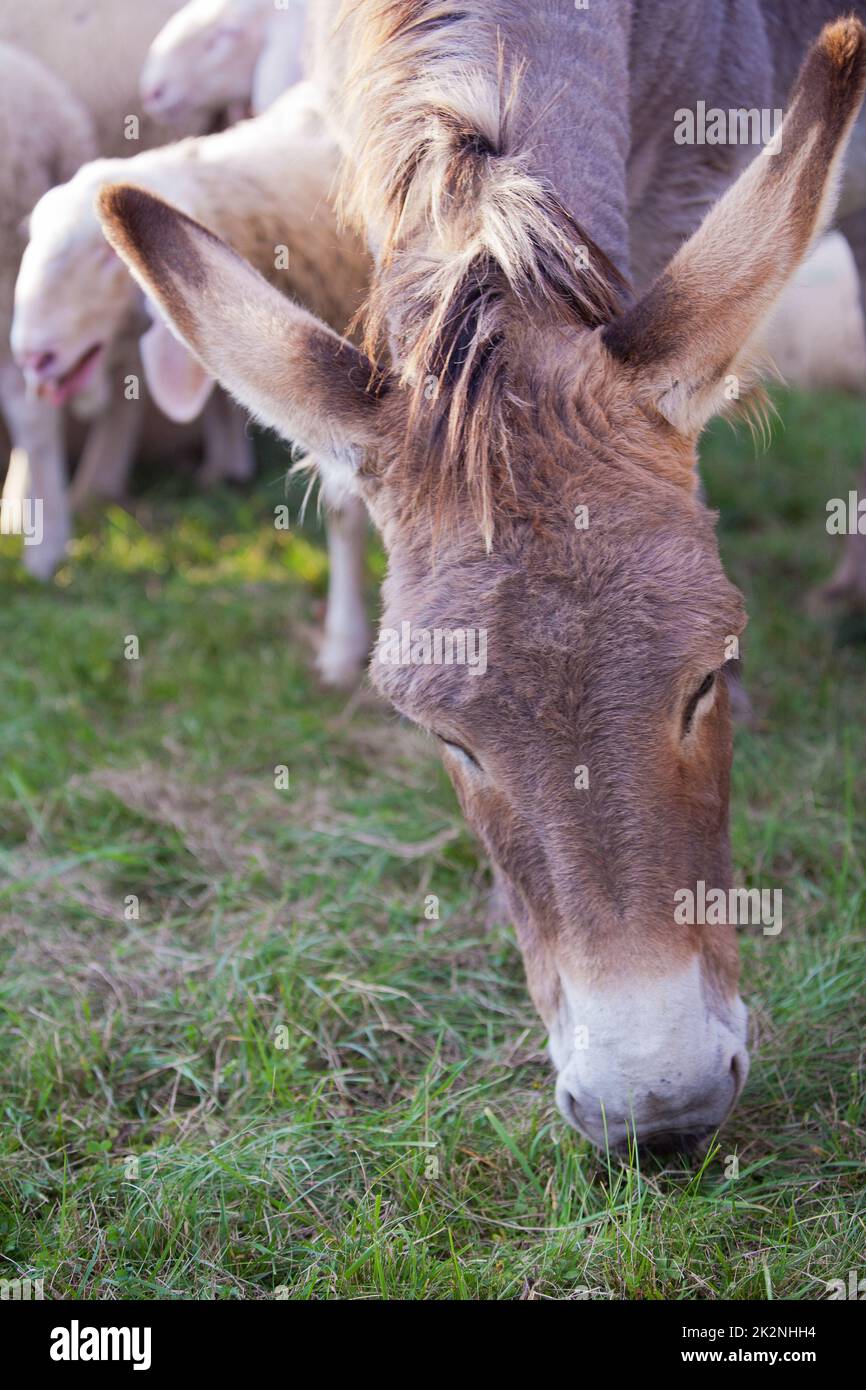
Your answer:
[97,184,391,488]
[603,18,866,436]
[139,311,215,423]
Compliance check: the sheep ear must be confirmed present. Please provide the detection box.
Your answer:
[97,184,392,489]
[139,312,215,423]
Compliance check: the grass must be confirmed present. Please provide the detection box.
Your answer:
[0,390,864,1300]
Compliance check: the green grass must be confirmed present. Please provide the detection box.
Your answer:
[0,392,864,1300]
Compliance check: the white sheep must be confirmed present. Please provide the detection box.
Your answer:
[13,83,373,684]
[0,42,97,576]
[0,0,248,578]
[0,0,208,154]
[141,0,307,127]
[761,232,866,394]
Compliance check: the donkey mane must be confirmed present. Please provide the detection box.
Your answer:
[337,0,628,544]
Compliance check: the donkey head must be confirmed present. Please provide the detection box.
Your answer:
[97,18,866,1150]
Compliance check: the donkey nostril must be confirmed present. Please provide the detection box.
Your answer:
[35,351,56,372]
[729,1050,747,1097]
[559,1089,584,1131]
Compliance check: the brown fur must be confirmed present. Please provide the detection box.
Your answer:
[369,337,745,1005]
[337,0,628,545]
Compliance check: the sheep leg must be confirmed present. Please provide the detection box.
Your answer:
[69,389,144,509]
[317,485,370,688]
[813,208,866,610]
[0,361,69,579]
[198,391,256,486]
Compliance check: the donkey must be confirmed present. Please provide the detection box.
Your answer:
[95,10,866,1151]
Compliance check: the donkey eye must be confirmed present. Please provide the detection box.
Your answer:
[683,667,717,733]
[694,671,716,700]
[437,735,482,771]
[682,670,717,734]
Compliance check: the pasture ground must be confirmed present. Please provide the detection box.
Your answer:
[0,388,864,1300]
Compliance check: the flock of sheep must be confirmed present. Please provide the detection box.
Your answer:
[0,0,864,675]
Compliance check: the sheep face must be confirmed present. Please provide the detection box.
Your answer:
[12,168,139,412]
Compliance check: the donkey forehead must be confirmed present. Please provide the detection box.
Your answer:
[374,508,744,722]
[381,492,742,636]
